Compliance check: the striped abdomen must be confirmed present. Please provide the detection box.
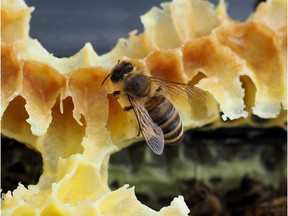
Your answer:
[145,95,183,145]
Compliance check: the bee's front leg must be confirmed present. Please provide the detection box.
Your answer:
[113,91,133,112]
[113,90,121,99]
[124,106,133,111]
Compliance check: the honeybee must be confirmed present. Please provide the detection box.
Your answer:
[102,60,207,155]
[225,176,286,216]
[182,179,226,216]
[244,197,287,216]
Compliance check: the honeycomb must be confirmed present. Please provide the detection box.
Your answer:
[1,0,286,215]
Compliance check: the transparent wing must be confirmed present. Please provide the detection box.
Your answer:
[149,77,208,103]
[128,96,165,155]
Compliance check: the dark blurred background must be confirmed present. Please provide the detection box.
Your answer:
[24,0,262,57]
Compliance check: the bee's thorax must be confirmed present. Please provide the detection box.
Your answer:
[123,74,151,97]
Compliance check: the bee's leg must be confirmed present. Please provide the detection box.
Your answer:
[113,90,121,99]
[124,94,133,111]
[137,127,141,137]
[155,86,163,95]
[124,106,133,112]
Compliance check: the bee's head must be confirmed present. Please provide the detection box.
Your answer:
[101,61,134,86]
[110,61,134,83]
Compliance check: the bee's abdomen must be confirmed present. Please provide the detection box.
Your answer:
[145,95,183,145]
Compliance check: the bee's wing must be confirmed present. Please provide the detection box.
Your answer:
[149,77,207,102]
[128,96,165,155]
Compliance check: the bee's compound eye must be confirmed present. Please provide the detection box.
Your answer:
[110,61,134,83]
[198,190,207,201]
[121,62,134,73]
[111,72,123,82]
[240,177,255,192]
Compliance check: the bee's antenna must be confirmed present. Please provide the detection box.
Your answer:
[117,59,120,64]
[101,73,111,86]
